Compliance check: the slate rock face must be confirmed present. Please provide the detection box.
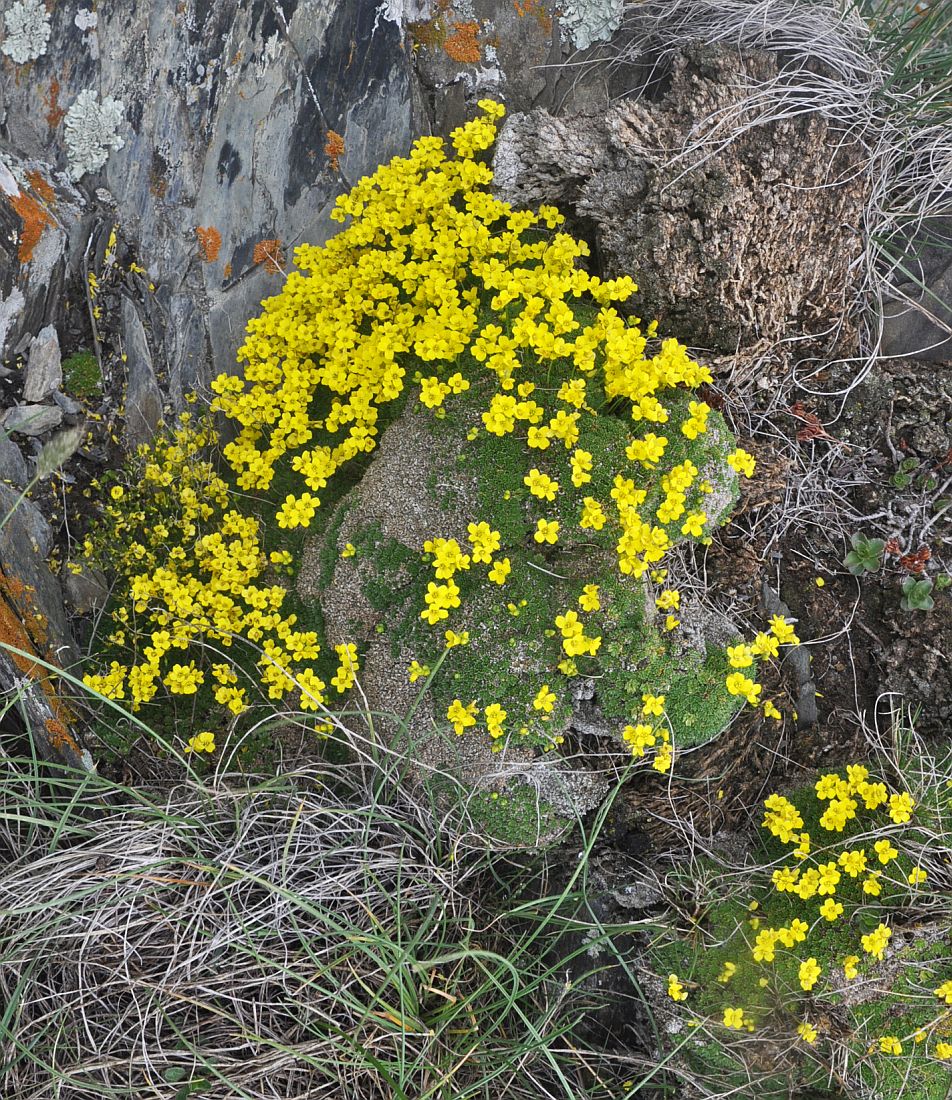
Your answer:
[493,44,869,354]
[23,324,62,402]
[1,0,419,396]
[119,296,163,450]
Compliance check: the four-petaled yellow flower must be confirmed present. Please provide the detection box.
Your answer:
[667,974,688,1002]
[578,584,601,612]
[797,1021,818,1044]
[484,702,507,739]
[408,660,430,683]
[723,1007,745,1029]
[447,698,478,736]
[524,468,559,501]
[642,693,665,716]
[799,957,821,991]
[534,518,559,544]
[861,923,891,960]
[488,557,511,584]
[533,684,556,713]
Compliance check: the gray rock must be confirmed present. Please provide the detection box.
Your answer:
[0,431,28,487]
[0,0,418,402]
[63,566,110,614]
[0,159,86,365]
[22,324,62,402]
[2,403,63,436]
[0,482,77,665]
[120,296,164,449]
[881,218,952,362]
[493,44,868,355]
[51,390,83,416]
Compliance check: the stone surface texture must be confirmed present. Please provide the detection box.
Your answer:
[22,323,61,402]
[493,44,870,355]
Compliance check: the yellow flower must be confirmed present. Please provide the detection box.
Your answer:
[726,447,756,477]
[484,702,507,739]
[665,615,679,631]
[184,730,216,754]
[467,521,501,563]
[843,955,859,980]
[752,632,779,658]
[341,542,356,558]
[798,958,821,991]
[862,871,883,896]
[717,962,737,984]
[727,643,754,668]
[879,1036,902,1055]
[797,1021,818,1044]
[861,923,892,961]
[533,684,556,714]
[874,839,898,864]
[110,485,125,500]
[838,848,867,877]
[524,468,559,501]
[723,1007,745,1029]
[578,584,600,612]
[762,699,782,720]
[667,974,688,1002]
[408,660,430,683]
[888,791,915,824]
[680,511,706,538]
[908,866,928,885]
[447,699,477,736]
[935,1041,952,1059]
[818,898,843,922]
[935,980,952,1005]
[534,518,559,544]
[488,557,511,584]
[444,629,470,648]
[641,693,665,716]
[768,614,799,645]
[655,588,680,611]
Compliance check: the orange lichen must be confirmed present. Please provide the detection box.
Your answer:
[324,130,345,172]
[195,225,222,262]
[9,190,54,264]
[0,580,43,679]
[45,717,81,754]
[223,261,233,280]
[25,169,55,205]
[514,0,552,30]
[444,21,481,62]
[253,238,284,274]
[44,78,66,129]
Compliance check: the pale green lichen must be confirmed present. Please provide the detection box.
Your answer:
[1,0,51,65]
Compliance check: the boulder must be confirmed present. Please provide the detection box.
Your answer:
[22,323,62,401]
[2,403,62,436]
[493,44,869,354]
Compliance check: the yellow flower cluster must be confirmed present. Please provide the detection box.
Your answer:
[81,413,343,734]
[202,99,761,762]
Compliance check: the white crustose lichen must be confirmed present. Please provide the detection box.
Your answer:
[1,0,52,64]
[63,90,126,180]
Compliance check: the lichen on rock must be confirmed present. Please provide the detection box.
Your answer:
[1,0,52,65]
[63,91,126,181]
[560,0,624,51]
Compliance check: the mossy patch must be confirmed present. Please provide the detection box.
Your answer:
[465,781,569,847]
[62,350,101,398]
